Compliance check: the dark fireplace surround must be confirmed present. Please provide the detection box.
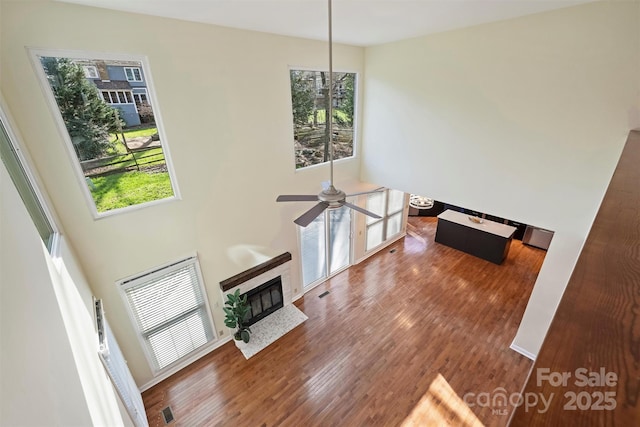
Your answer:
[243,276,283,326]
[220,252,292,327]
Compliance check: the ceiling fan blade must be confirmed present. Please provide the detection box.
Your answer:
[276,195,319,202]
[294,202,330,227]
[340,201,382,219]
[345,187,385,198]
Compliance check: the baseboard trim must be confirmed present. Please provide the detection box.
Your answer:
[510,343,537,361]
[354,232,407,265]
[140,335,233,392]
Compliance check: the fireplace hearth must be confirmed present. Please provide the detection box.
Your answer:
[219,252,307,357]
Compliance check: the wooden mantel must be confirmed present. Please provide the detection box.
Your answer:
[219,252,292,292]
[510,131,640,425]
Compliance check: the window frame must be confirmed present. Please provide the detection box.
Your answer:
[124,67,143,82]
[298,205,353,292]
[117,254,217,375]
[132,88,148,105]
[101,89,135,105]
[0,96,60,254]
[29,48,181,219]
[365,189,406,253]
[83,65,99,79]
[289,66,359,172]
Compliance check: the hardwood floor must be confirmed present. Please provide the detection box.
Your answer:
[142,217,546,426]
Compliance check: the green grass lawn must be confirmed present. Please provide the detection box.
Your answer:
[88,170,173,212]
[121,126,158,139]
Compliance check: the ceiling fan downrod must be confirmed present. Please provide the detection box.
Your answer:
[328,0,335,189]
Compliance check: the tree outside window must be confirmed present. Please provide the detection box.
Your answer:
[289,70,356,169]
[36,53,177,215]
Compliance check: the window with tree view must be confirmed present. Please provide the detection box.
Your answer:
[35,53,176,215]
[290,70,355,169]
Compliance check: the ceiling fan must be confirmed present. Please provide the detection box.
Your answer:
[276,0,383,227]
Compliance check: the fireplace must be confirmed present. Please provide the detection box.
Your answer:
[220,252,293,327]
[242,276,283,326]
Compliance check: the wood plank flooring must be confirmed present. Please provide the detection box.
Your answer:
[142,217,546,426]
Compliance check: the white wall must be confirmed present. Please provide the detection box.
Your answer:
[0,158,131,426]
[1,0,365,385]
[360,1,640,356]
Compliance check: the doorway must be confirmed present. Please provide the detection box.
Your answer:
[299,205,352,290]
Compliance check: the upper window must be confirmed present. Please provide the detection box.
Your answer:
[0,112,57,252]
[289,70,356,169]
[33,51,178,217]
[365,189,406,252]
[83,65,99,79]
[124,67,142,82]
[101,90,134,104]
[118,256,216,373]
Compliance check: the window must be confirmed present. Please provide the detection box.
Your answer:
[32,50,178,216]
[124,67,142,82]
[101,90,134,104]
[0,111,56,252]
[290,70,356,169]
[132,88,148,105]
[365,189,406,251]
[118,256,215,373]
[83,65,99,79]
[95,300,148,427]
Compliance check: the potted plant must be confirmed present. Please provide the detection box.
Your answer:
[223,289,252,343]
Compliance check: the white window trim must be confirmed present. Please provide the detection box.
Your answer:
[124,67,143,82]
[0,94,61,256]
[101,90,135,105]
[28,48,181,220]
[289,66,359,172]
[83,65,99,79]
[117,254,217,376]
[94,299,148,427]
[132,88,148,104]
[365,189,407,254]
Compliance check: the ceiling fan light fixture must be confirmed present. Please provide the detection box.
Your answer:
[409,194,434,210]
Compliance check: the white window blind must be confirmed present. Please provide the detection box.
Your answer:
[120,257,215,372]
[96,300,148,427]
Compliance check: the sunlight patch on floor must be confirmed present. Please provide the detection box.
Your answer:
[401,374,484,427]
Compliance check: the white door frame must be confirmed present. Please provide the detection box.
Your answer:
[298,206,354,293]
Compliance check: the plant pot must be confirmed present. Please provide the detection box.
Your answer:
[235,329,251,343]
[234,339,248,351]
